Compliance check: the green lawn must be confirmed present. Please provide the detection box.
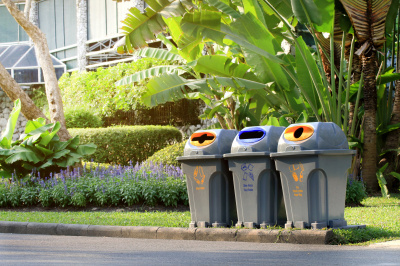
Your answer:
[0,195,399,245]
[332,194,400,245]
[0,210,191,228]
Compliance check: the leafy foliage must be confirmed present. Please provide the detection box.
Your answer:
[64,107,103,129]
[59,58,173,118]
[145,141,186,167]
[115,0,400,194]
[69,126,182,165]
[0,100,96,180]
[117,0,191,53]
[346,177,367,205]
[0,162,188,208]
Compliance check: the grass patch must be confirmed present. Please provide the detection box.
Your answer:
[0,195,399,245]
[332,194,400,245]
[0,210,191,228]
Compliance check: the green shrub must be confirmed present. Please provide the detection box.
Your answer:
[59,58,173,118]
[145,141,186,167]
[64,108,103,128]
[346,177,367,205]
[69,126,182,165]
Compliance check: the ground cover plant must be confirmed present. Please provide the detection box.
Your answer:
[0,161,187,208]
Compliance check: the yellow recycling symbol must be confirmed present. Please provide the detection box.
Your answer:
[289,163,304,182]
[193,166,206,185]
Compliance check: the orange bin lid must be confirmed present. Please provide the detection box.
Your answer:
[284,125,314,141]
[190,131,216,146]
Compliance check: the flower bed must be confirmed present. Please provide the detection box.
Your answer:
[0,162,188,208]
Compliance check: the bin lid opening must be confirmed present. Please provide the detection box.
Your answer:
[284,125,314,141]
[238,129,266,143]
[190,132,216,146]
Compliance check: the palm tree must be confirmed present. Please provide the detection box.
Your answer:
[339,0,393,191]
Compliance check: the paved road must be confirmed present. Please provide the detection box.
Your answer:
[1,233,399,265]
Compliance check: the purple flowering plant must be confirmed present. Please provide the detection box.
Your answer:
[0,160,187,208]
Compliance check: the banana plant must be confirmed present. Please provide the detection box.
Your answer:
[333,0,397,191]
[0,100,97,180]
[0,99,21,150]
[116,3,303,130]
[116,0,313,129]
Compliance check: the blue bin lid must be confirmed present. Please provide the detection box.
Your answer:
[230,126,285,154]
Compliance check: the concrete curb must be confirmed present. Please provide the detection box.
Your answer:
[0,221,334,244]
[196,228,237,242]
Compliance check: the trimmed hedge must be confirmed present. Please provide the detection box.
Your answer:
[145,141,186,167]
[69,126,182,165]
[65,107,103,128]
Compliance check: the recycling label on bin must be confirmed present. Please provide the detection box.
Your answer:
[289,162,304,197]
[193,166,206,190]
[241,163,254,192]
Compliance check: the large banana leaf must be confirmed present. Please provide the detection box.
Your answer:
[339,0,392,47]
[295,36,330,119]
[39,122,61,146]
[164,16,204,61]
[132,47,184,61]
[243,0,267,28]
[229,12,290,89]
[142,71,288,108]
[5,146,43,164]
[118,0,188,53]
[116,66,186,86]
[205,0,240,19]
[23,118,46,135]
[179,9,290,95]
[261,0,293,19]
[0,99,20,149]
[291,0,321,25]
[51,149,70,159]
[180,9,286,65]
[386,0,400,32]
[291,0,334,32]
[295,37,323,112]
[143,73,188,106]
[192,55,251,77]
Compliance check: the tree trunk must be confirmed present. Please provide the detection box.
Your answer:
[0,63,50,122]
[361,50,379,192]
[24,0,32,19]
[2,0,71,141]
[77,0,87,72]
[29,0,38,27]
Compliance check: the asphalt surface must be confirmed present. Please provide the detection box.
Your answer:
[1,233,400,265]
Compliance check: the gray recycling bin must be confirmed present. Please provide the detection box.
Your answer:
[270,122,356,229]
[177,129,238,228]
[224,126,286,229]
